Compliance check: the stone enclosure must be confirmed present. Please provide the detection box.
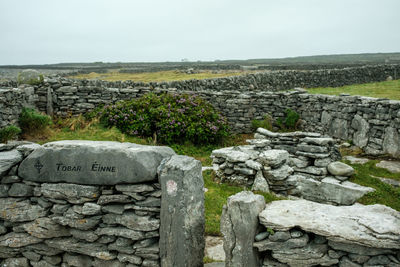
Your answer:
[1,64,400,157]
[212,128,374,206]
[0,140,205,267]
[222,191,400,267]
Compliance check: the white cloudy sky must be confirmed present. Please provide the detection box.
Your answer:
[0,0,399,65]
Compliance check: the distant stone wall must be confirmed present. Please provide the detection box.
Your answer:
[1,64,399,158]
[221,192,400,267]
[41,64,400,92]
[0,141,204,267]
[0,87,37,128]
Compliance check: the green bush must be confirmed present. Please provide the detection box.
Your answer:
[0,125,21,143]
[99,93,230,144]
[284,109,300,129]
[251,114,273,131]
[275,109,300,131]
[19,108,52,134]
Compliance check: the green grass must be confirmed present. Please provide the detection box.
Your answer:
[203,170,282,236]
[345,160,400,211]
[307,79,400,100]
[69,70,247,82]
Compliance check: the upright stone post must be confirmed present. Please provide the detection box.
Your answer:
[158,155,204,267]
[221,191,266,267]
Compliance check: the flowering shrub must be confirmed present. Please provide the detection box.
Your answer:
[99,93,230,144]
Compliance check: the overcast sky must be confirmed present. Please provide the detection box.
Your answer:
[1,0,399,65]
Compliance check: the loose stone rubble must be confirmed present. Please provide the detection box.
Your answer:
[221,192,400,267]
[211,128,374,205]
[0,140,205,267]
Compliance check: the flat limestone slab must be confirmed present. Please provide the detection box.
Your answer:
[259,199,400,249]
[18,140,175,185]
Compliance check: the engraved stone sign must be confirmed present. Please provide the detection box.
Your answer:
[18,140,175,185]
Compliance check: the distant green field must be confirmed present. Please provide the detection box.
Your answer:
[307,79,400,100]
[69,70,247,82]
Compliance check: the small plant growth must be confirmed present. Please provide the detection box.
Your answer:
[0,125,21,143]
[251,114,273,131]
[19,108,52,134]
[252,109,301,132]
[99,93,230,145]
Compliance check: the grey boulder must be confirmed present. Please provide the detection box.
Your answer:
[18,140,175,185]
[327,161,355,176]
[259,199,400,249]
[0,150,22,177]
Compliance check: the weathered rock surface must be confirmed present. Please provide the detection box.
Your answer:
[344,156,369,165]
[22,217,70,238]
[0,150,22,177]
[45,237,116,260]
[41,183,100,204]
[221,191,266,267]
[376,160,400,174]
[18,140,175,184]
[0,198,47,222]
[327,161,355,176]
[158,155,204,267]
[0,232,42,247]
[259,200,400,249]
[259,150,289,168]
[293,176,374,205]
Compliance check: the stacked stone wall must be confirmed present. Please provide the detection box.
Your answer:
[1,64,399,157]
[0,87,37,128]
[0,141,204,267]
[221,192,400,267]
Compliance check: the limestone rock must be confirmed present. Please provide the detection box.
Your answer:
[22,217,70,238]
[376,160,400,174]
[0,199,47,222]
[259,199,400,249]
[0,232,42,247]
[41,183,100,204]
[328,240,394,256]
[383,127,400,158]
[1,257,29,267]
[271,243,339,266]
[254,234,309,252]
[63,253,93,267]
[351,114,370,148]
[8,183,34,197]
[95,227,145,240]
[293,176,374,205]
[0,150,22,177]
[221,191,265,267]
[45,237,116,260]
[18,140,175,185]
[264,165,293,181]
[251,171,270,193]
[344,156,369,165]
[158,155,204,267]
[327,161,355,176]
[259,150,289,168]
[303,137,334,146]
[102,212,160,231]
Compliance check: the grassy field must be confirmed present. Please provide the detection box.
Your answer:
[21,116,400,238]
[307,79,400,100]
[69,70,246,82]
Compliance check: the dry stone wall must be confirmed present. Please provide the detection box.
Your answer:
[0,87,37,128]
[221,192,400,267]
[1,64,399,158]
[211,129,374,206]
[0,140,205,267]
